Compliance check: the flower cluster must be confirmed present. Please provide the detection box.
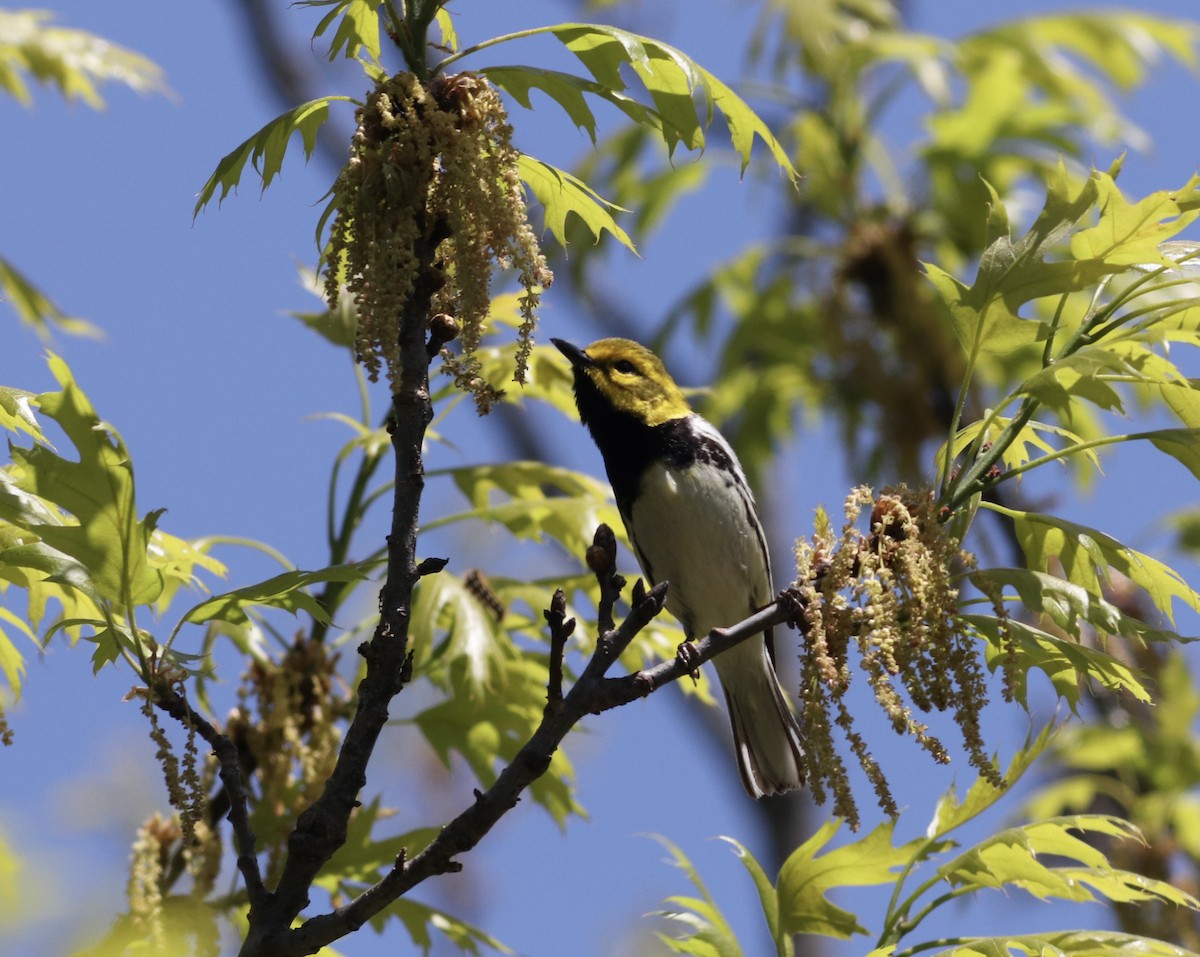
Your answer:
[129,688,222,954]
[127,814,173,954]
[792,485,1008,827]
[323,70,552,412]
[225,635,351,883]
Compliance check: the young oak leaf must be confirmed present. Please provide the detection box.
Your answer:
[194,96,352,216]
[3,354,162,607]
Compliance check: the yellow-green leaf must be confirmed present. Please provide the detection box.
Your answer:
[485,65,665,144]
[3,354,162,607]
[777,819,915,939]
[0,258,100,341]
[987,504,1200,622]
[299,0,382,63]
[0,387,44,444]
[194,96,352,216]
[181,563,371,627]
[0,9,166,108]
[425,460,622,559]
[516,153,635,252]
[1071,172,1200,267]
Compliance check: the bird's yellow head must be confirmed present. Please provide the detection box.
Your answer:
[553,337,691,427]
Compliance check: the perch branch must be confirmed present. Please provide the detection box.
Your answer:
[287,567,798,954]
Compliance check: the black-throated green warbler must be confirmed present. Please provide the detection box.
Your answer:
[553,337,804,798]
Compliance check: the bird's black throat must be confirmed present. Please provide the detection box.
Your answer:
[570,371,733,515]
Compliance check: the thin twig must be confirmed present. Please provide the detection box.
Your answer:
[586,523,626,637]
[152,685,266,906]
[544,588,573,706]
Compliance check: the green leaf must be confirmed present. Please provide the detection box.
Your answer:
[410,570,508,691]
[720,838,788,957]
[484,65,665,144]
[516,153,635,252]
[477,342,578,418]
[925,263,1046,357]
[2,355,162,607]
[194,96,352,216]
[148,529,227,616]
[937,814,1123,893]
[937,815,1198,911]
[551,23,794,177]
[926,725,1057,838]
[391,897,511,955]
[978,568,1190,646]
[557,125,709,292]
[650,835,743,957]
[1017,349,1138,417]
[926,166,1110,356]
[1071,172,1200,267]
[424,461,623,559]
[0,521,108,641]
[931,931,1200,957]
[410,654,583,825]
[984,14,1200,92]
[0,538,105,608]
[0,258,100,340]
[987,504,1200,622]
[433,8,458,53]
[181,563,372,627]
[776,819,915,939]
[970,614,1151,707]
[941,416,1101,478]
[0,823,18,911]
[452,23,795,180]
[1055,866,1200,908]
[0,387,45,444]
[288,265,357,350]
[0,9,166,108]
[299,0,382,63]
[1142,427,1200,480]
[0,607,32,698]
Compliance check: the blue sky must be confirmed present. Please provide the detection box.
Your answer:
[3,2,1200,956]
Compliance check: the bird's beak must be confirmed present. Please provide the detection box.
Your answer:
[551,338,591,369]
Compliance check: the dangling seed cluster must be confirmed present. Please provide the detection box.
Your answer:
[127,814,173,954]
[792,485,1009,828]
[224,635,351,884]
[323,70,552,412]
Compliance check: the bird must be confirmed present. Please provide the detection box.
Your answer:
[552,336,804,797]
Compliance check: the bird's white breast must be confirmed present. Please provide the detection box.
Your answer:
[625,425,770,639]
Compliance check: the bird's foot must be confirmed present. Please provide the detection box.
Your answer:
[778,587,808,630]
[675,639,702,683]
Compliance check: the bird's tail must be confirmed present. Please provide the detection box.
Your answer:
[714,636,805,798]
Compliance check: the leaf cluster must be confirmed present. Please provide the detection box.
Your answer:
[655,731,1200,957]
[0,8,166,107]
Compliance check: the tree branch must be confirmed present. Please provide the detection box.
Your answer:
[238,225,445,957]
[286,570,798,954]
[152,684,266,906]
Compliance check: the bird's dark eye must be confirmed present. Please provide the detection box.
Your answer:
[614,359,638,375]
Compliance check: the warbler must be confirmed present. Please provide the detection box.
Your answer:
[553,337,804,797]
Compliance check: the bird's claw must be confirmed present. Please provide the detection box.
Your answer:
[676,639,702,683]
[779,587,807,630]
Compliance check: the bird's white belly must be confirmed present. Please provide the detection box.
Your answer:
[625,460,770,639]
